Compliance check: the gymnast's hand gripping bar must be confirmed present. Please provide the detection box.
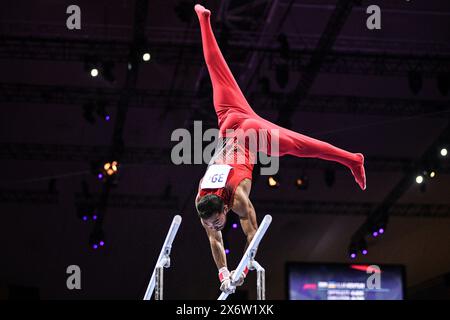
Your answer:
[143,215,182,300]
[218,214,272,300]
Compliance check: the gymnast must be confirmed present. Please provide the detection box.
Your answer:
[193,4,366,294]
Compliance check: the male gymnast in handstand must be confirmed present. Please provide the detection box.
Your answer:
[193,4,366,294]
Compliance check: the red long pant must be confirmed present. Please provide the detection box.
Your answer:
[195,6,365,190]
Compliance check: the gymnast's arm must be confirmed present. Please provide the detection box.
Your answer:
[201,219,227,270]
[233,190,258,251]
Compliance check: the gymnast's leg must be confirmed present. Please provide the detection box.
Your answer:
[195,4,258,127]
[240,118,367,190]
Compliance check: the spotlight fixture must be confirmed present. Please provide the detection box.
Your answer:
[142,53,151,62]
[95,100,110,122]
[103,161,119,176]
[268,176,280,188]
[295,175,309,190]
[441,148,448,157]
[90,68,99,77]
[89,228,105,250]
[348,238,367,259]
[415,175,424,184]
[76,202,96,222]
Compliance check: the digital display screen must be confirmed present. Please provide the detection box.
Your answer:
[287,263,405,300]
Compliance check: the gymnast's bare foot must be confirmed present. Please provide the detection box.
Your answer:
[350,153,366,190]
[195,4,211,18]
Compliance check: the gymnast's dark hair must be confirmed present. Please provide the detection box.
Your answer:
[196,194,224,219]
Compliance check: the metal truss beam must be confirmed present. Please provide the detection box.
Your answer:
[1,35,449,76]
[1,188,448,218]
[1,143,449,174]
[1,83,448,117]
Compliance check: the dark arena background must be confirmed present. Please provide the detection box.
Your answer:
[0,0,449,302]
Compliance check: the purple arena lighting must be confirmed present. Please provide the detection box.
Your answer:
[362,249,368,255]
[98,173,103,179]
[99,241,105,246]
[232,223,238,229]
[92,215,98,220]
[225,249,230,254]
[373,231,379,237]
[350,253,356,259]
[105,115,110,121]
[93,244,98,249]
[379,228,385,234]
[82,216,88,221]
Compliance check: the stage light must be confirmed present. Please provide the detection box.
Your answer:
[111,161,118,172]
[103,161,119,176]
[92,215,98,221]
[89,228,105,250]
[95,100,110,122]
[430,171,436,178]
[90,68,99,77]
[97,173,103,180]
[232,223,238,229]
[295,175,309,190]
[415,175,424,184]
[268,176,280,188]
[143,53,151,62]
[362,249,368,255]
[82,216,88,221]
[372,231,379,237]
[378,228,384,234]
[441,148,448,157]
[225,249,230,255]
[348,242,359,260]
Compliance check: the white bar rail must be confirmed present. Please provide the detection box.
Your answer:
[218,214,272,300]
[143,215,182,300]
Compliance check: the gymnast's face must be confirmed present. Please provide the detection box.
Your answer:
[203,208,227,231]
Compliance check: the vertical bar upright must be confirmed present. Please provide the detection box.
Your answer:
[155,266,164,300]
[257,268,265,300]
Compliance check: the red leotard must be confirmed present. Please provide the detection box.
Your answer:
[195,5,366,208]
